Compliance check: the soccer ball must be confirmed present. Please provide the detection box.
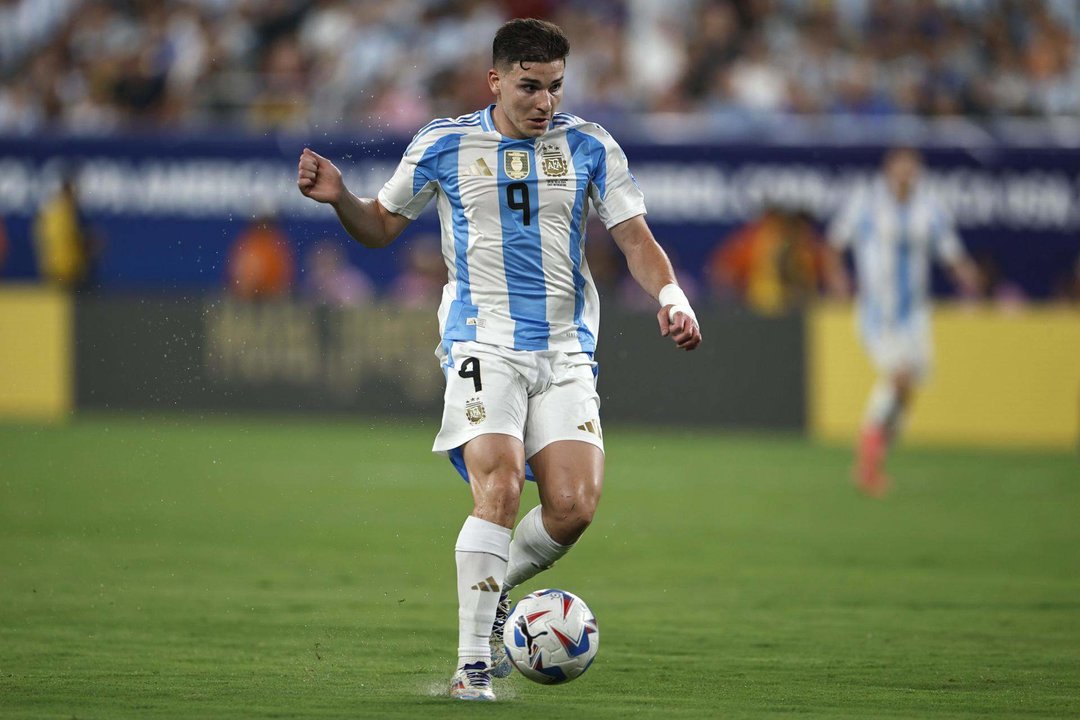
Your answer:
[503,588,599,684]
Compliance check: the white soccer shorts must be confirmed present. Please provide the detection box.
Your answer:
[862,323,932,380]
[432,340,604,477]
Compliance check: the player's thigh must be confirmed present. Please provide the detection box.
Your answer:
[523,357,603,461]
[433,341,531,454]
[525,357,605,518]
[866,327,930,381]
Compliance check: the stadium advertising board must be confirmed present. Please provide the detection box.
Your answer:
[73,295,805,430]
[1,135,1078,298]
[75,297,444,416]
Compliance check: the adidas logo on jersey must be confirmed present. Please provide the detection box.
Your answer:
[466,158,494,177]
[471,576,501,592]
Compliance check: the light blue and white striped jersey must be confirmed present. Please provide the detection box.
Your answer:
[378,105,645,357]
[828,178,965,332]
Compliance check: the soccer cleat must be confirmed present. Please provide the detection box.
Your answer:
[449,661,495,701]
[855,426,891,498]
[489,592,513,678]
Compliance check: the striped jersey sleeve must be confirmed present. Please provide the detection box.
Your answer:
[827,188,869,250]
[570,123,646,229]
[377,129,444,219]
[377,113,481,219]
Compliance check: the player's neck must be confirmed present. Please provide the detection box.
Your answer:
[491,104,529,140]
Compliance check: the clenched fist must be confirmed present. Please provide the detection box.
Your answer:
[657,305,702,351]
[297,148,345,205]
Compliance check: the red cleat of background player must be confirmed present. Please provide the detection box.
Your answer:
[856,426,891,498]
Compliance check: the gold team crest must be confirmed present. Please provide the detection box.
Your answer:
[465,397,486,425]
[504,150,530,180]
[539,144,568,177]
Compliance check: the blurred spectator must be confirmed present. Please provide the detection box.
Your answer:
[33,172,101,290]
[1054,254,1080,305]
[302,240,375,307]
[971,249,1026,309]
[389,234,447,310]
[707,207,824,315]
[226,212,294,300]
[248,34,308,130]
[725,31,787,113]
[0,213,8,275]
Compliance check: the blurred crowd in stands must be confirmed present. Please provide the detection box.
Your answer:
[1,0,1078,135]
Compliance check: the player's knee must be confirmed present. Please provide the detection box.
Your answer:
[543,490,598,543]
[894,372,915,399]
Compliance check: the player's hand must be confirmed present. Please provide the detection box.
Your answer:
[658,305,702,351]
[297,148,345,205]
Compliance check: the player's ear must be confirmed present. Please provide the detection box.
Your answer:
[487,68,501,97]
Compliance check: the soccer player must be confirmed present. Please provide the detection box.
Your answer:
[296,18,701,701]
[823,147,978,497]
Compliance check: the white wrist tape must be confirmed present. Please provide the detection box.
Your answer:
[658,283,697,326]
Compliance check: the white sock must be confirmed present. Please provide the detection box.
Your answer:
[455,515,511,666]
[863,379,903,438]
[504,505,574,592]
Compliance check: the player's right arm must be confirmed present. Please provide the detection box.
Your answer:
[296,148,409,249]
[823,190,865,300]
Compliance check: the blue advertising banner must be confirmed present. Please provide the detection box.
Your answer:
[2,133,1078,297]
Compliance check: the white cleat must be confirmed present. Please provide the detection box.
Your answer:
[449,661,495,701]
[489,592,513,678]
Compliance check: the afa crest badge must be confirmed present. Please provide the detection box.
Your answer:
[539,144,568,177]
[542,155,567,177]
[465,397,487,425]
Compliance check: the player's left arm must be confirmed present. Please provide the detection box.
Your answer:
[946,255,980,298]
[610,215,702,351]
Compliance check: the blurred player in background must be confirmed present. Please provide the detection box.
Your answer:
[824,147,978,497]
[296,18,700,701]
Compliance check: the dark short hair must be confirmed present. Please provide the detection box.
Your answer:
[492,18,569,69]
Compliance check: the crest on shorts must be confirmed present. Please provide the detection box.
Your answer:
[504,150,530,180]
[465,396,486,425]
[539,144,568,177]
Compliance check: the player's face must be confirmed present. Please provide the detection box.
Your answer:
[885,151,922,200]
[489,60,565,139]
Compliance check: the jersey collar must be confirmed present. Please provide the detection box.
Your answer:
[481,105,496,133]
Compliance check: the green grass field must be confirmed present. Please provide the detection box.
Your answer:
[1,415,1077,719]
